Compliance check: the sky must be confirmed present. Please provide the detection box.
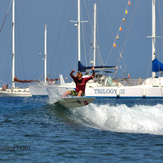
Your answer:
[0,0,163,88]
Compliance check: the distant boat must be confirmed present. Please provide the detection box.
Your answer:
[0,0,32,97]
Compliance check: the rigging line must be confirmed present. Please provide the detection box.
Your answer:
[84,8,94,67]
[112,56,120,79]
[146,55,152,79]
[69,21,72,75]
[113,0,139,79]
[19,1,43,24]
[113,47,126,79]
[83,0,94,66]
[104,15,127,65]
[117,0,139,79]
[54,0,77,76]
[67,0,76,77]
[0,0,12,33]
[147,1,163,77]
[82,25,88,66]
[99,0,115,40]
[158,0,163,57]
[56,21,71,76]
[75,33,78,71]
[68,0,78,73]
[157,0,163,74]
[145,0,151,79]
[112,2,134,65]
[83,0,93,34]
[105,0,135,66]
[80,8,88,66]
[17,2,42,79]
[0,80,8,85]
[120,0,139,55]
[113,1,130,48]
[50,0,68,75]
[48,1,61,40]
[96,12,105,66]
[0,28,12,82]
[16,11,26,79]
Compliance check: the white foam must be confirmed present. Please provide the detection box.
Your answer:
[47,86,61,104]
[69,103,163,135]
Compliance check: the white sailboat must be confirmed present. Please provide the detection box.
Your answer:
[0,0,32,97]
[85,0,163,98]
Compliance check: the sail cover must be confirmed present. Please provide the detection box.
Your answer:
[14,77,40,83]
[152,58,163,72]
[78,61,118,72]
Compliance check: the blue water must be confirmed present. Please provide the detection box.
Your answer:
[0,97,163,162]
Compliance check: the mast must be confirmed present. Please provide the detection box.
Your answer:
[78,0,81,62]
[44,24,47,83]
[152,0,156,78]
[12,0,15,89]
[93,3,97,66]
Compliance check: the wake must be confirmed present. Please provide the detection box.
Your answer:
[68,102,163,135]
[46,86,163,135]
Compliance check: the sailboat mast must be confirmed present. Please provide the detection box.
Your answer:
[12,0,15,89]
[93,3,97,66]
[152,0,156,78]
[78,0,81,62]
[44,24,47,83]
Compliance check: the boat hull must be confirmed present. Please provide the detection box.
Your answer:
[29,84,75,97]
[85,85,163,98]
[0,88,32,97]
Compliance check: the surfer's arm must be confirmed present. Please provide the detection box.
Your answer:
[92,66,95,78]
[70,70,75,78]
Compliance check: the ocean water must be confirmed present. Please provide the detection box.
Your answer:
[0,96,163,163]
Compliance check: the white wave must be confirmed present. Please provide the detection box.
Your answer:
[47,86,61,104]
[68,103,163,135]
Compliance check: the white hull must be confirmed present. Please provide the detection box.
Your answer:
[85,77,163,98]
[29,84,75,96]
[29,85,49,96]
[85,85,163,98]
[30,77,163,98]
[0,88,32,97]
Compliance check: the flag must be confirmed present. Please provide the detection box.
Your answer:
[128,73,130,78]
[122,18,125,23]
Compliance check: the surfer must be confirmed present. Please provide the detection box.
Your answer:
[62,66,95,97]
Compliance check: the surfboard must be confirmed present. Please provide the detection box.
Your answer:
[56,97,95,108]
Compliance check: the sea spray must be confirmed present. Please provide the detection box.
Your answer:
[46,86,61,104]
[67,103,163,135]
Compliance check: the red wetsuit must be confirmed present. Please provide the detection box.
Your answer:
[71,75,92,93]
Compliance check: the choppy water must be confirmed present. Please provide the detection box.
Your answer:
[0,96,163,162]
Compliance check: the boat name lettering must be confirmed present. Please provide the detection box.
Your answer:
[94,89,117,94]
